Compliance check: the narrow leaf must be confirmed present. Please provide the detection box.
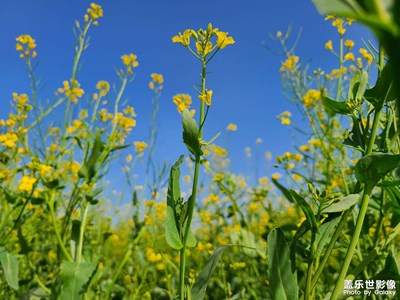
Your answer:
[268,228,298,300]
[290,190,318,233]
[182,109,202,157]
[192,245,233,300]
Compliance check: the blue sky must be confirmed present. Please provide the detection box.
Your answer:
[0,1,374,190]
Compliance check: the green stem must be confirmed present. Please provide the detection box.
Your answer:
[330,184,373,300]
[76,202,90,262]
[304,230,316,300]
[104,247,132,300]
[49,197,73,262]
[178,58,207,300]
[111,76,128,133]
[311,209,352,289]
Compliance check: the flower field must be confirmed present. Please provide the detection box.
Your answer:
[0,1,400,299]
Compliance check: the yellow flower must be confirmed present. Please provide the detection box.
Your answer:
[172,29,193,47]
[325,40,333,51]
[302,89,321,107]
[359,48,373,65]
[276,31,282,38]
[16,34,37,59]
[309,139,322,147]
[134,141,148,157]
[121,54,139,74]
[259,177,268,185]
[209,145,228,157]
[213,173,224,182]
[151,73,164,84]
[18,176,36,193]
[115,114,136,131]
[227,123,237,131]
[0,132,19,148]
[198,89,213,106]
[344,39,355,50]
[86,3,103,20]
[281,117,291,125]
[196,41,213,56]
[332,18,346,35]
[271,173,281,180]
[96,80,110,96]
[58,79,84,104]
[279,56,299,72]
[173,94,192,112]
[344,52,355,62]
[216,31,235,49]
[126,154,133,163]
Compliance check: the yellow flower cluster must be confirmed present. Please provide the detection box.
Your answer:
[121,54,139,75]
[27,162,53,178]
[279,56,299,73]
[18,175,36,193]
[226,123,237,131]
[96,80,110,97]
[303,89,321,107]
[198,89,213,106]
[145,248,162,263]
[172,23,234,57]
[359,48,373,65]
[0,132,18,148]
[134,141,148,157]
[325,40,333,51]
[115,113,136,132]
[276,151,303,164]
[16,34,37,59]
[98,108,113,122]
[172,94,192,112]
[148,73,164,90]
[344,39,354,50]
[84,3,103,25]
[58,79,85,104]
[277,111,292,125]
[209,145,228,157]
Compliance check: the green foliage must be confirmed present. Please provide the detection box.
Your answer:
[59,261,98,300]
[182,109,202,157]
[0,247,19,290]
[268,228,298,300]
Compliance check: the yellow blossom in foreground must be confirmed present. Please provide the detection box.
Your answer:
[325,40,333,51]
[227,123,237,131]
[198,89,213,106]
[344,52,355,62]
[151,73,164,84]
[58,79,84,104]
[96,80,110,96]
[0,132,19,148]
[121,54,139,75]
[16,34,37,59]
[213,173,224,182]
[302,89,321,107]
[359,48,373,65]
[196,41,213,56]
[134,141,148,157]
[173,94,192,112]
[18,176,36,193]
[216,31,235,49]
[172,29,193,47]
[344,39,355,50]
[281,117,291,125]
[86,3,103,20]
[280,56,299,72]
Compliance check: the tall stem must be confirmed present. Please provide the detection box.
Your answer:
[330,184,373,300]
[178,59,206,300]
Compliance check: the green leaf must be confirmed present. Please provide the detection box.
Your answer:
[354,153,400,187]
[165,155,184,250]
[348,69,368,103]
[60,261,97,300]
[0,247,19,290]
[192,245,233,300]
[374,249,400,281]
[268,228,298,300]
[290,190,318,233]
[186,227,197,248]
[78,131,106,182]
[315,218,339,257]
[182,109,202,157]
[323,194,360,213]
[365,60,396,108]
[321,95,352,116]
[272,178,294,203]
[343,118,365,151]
